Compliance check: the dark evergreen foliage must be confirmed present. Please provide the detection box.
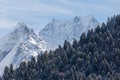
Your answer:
[2,15,120,80]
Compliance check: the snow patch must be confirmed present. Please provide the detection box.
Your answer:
[29,36,37,45]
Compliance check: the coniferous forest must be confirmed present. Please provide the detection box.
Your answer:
[2,15,120,80]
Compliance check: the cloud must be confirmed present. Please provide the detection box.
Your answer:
[55,0,120,22]
[0,0,73,16]
[0,0,120,37]
[0,0,74,26]
[56,0,114,14]
[0,0,74,36]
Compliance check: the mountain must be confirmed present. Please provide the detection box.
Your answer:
[4,15,120,80]
[40,15,99,50]
[0,15,99,75]
[0,23,47,75]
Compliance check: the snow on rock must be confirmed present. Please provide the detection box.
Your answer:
[0,23,47,75]
[29,37,37,45]
[40,15,99,50]
[0,15,99,75]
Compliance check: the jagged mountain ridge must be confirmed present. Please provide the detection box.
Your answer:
[0,23,47,75]
[0,15,99,75]
[40,15,99,50]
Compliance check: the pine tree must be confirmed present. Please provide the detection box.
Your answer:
[2,14,120,80]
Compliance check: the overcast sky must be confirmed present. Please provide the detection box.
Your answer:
[0,0,120,37]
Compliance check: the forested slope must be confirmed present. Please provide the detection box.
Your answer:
[2,15,120,80]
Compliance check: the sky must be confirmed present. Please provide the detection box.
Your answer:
[0,0,120,37]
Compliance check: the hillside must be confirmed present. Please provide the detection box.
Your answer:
[2,15,120,80]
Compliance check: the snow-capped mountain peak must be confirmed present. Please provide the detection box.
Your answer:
[14,23,27,29]
[0,15,99,75]
[0,23,47,75]
[73,16,81,22]
[10,23,31,38]
[52,19,60,23]
[40,15,99,50]
[13,23,29,32]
